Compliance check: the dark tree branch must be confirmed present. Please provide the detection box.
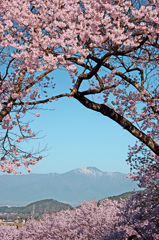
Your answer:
[74,92,159,156]
[72,52,113,93]
[2,58,15,80]
[89,55,143,92]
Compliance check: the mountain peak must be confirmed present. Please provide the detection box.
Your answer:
[0,167,140,207]
[74,167,103,176]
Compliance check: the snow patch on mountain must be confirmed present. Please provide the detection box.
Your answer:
[74,167,103,176]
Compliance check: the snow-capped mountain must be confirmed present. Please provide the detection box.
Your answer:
[73,167,103,176]
[0,167,140,206]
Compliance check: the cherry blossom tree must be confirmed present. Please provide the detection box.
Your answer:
[120,190,159,240]
[0,197,158,239]
[1,198,157,240]
[0,199,134,240]
[0,1,158,238]
[0,224,19,239]
[0,0,159,174]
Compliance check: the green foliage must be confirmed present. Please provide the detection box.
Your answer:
[108,191,136,201]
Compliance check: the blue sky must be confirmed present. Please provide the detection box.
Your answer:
[28,97,137,174]
[14,68,138,175]
[0,67,138,175]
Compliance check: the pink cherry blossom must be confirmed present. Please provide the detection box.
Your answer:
[0,1,158,237]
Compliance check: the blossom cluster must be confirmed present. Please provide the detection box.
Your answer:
[0,195,158,240]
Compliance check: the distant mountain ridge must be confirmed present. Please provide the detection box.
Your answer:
[0,191,137,220]
[0,167,140,206]
[0,199,72,216]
